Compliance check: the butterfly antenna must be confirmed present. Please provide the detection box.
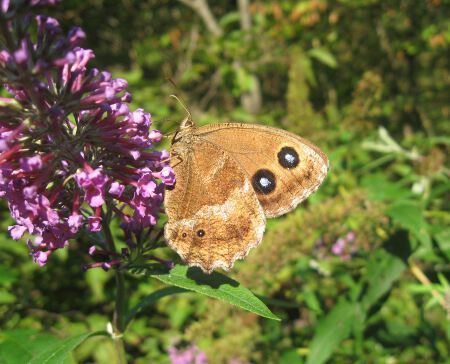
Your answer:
[169,94,194,128]
[170,95,191,118]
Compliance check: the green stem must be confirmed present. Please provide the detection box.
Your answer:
[103,217,128,364]
[113,270,127,364]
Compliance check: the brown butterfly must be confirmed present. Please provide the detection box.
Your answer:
[164,115,329,273]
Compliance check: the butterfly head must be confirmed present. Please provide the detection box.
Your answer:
[180,115,195,129]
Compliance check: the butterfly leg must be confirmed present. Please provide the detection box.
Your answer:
[168,153,184,168]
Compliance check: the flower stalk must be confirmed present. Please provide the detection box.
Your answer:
[113,270,128,364]
[103,217,128,364]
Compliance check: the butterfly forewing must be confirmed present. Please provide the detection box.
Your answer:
[196,123,329,217]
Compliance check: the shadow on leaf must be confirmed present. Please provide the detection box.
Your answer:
[186,267,239,289]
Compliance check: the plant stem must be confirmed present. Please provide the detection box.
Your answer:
[113,270,128,364]
[103,217,128,364]
[410,260,445,307]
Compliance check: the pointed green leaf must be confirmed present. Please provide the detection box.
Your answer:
[27,332,105,364]
[0,331,105,364]
[306,301,359,364]
[361,238,408,309]
[387,201,431,247]
[150,265,280,320]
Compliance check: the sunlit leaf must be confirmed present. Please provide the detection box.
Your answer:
[150,265,280,320]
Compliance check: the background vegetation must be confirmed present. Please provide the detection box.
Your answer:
[1,0,449,363]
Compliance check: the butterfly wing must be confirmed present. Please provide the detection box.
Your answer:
[196,123,329,218]
[164,136,266,273]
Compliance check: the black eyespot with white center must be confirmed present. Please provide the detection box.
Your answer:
[252,169,276,195]
[197,229,205,237]
[182,232,187,238]
[278,146,299,169]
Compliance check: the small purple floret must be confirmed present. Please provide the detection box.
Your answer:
[88,216,102,232]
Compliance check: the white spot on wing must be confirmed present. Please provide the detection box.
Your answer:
[266,143,329,218]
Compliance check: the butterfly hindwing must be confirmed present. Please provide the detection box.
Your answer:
[164,137,266,273]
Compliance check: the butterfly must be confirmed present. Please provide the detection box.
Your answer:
[164,115,329,273]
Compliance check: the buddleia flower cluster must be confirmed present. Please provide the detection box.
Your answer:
[0,0,174,267]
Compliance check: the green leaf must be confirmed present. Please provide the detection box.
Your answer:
[280,349,302,364]
[362,174,412,201]
[387,201,431,247]
[0,290,16,304]
[361,245,407,310]
[125,286,188,327]
[151,265,280,320]
[308,48,338,68]
[434,227,450,259]
[28,332,104,364]
[0,330,55,364]
[303,290,323,314]
[446,320,450,343]
[306,301,357,364]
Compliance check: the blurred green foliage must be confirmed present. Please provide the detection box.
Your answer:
[1,0,449,363]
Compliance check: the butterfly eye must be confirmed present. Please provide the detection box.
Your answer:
[252,169,276,194]
[196,229,205,237]
[278,146,299,169]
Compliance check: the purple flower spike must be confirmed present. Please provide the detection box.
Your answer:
[0,1,174,266]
